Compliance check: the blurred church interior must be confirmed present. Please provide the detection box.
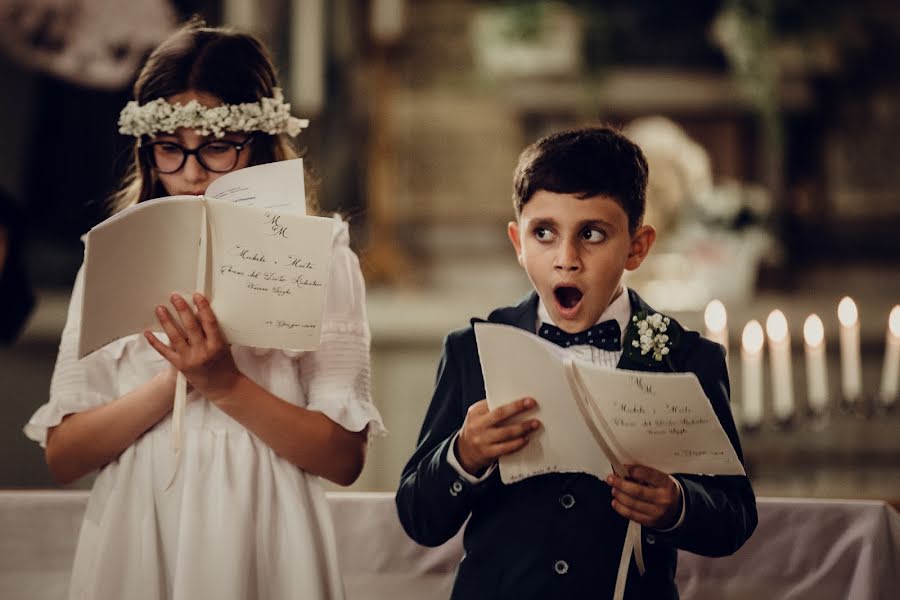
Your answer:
[1,0,898,507]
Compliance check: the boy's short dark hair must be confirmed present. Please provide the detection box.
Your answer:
[512,127,649,234]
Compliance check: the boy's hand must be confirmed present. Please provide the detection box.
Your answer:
[606,465,682,529]
[455,397,540,477]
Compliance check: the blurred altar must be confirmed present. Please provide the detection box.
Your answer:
[0,0,898,507]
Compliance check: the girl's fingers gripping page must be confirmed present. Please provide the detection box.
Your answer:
[144,329,177,364]
[154,305,188,352]
[192,293,227,348]
[169,293,205,345]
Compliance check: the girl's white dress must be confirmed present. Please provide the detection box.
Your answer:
[25,218,385,600]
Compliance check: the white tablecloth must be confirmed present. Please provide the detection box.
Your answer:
[1,491,898,600]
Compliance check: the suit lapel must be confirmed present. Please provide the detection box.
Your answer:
[480,291,540,333]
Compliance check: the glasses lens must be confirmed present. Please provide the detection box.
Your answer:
[199,141,241,173]
[151,142,186,174]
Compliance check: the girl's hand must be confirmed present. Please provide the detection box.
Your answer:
[606,465,683,529]
[144,293,242,402]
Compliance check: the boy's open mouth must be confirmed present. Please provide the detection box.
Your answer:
[554,286,583,310]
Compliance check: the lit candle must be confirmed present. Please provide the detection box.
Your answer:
[803,314,828,414]
[741,320,764,428]
[879,305,900,408]
[766,310,795,422]
[704,299,729,357]
[837,297,862,403]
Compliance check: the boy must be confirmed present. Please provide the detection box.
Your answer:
[395,127,757,599]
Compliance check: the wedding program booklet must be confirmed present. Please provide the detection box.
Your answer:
[474,322,746,483]
[78,159,335,358]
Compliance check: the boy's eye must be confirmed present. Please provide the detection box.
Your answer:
[534,227,555,241]
[582,228,606,242]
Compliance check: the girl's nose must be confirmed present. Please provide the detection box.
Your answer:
[181,154,208,183]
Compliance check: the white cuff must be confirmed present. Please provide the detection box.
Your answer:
[655,475,686,532]
[447,432,496,484]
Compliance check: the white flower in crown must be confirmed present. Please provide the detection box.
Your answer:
[117,88,309,138]
[631,312,672,362]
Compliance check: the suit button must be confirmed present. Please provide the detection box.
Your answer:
[553,560,569,575]
[450,480,463,496]
[645,534,656,545]
[559,494,575,509]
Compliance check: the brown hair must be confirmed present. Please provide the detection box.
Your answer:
[512,127,648,234]
[111,22,315,213]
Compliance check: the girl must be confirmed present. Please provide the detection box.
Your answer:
[24,23,384,599]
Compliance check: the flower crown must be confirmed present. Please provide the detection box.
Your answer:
[117,88,309,139]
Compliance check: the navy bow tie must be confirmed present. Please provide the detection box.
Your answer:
[538,320,622,351]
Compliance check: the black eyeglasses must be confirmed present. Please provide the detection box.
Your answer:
[145,136,254,174]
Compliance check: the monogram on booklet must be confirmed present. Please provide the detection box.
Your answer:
[78,159,334,358]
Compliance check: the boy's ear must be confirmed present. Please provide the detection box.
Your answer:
[625,224,656,271]
[507,221,525,267]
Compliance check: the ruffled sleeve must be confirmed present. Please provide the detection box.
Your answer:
[23,266,121,447]
[299,218,386,437]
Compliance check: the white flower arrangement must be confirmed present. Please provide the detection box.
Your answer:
[117,88,309,138]
[631,312,672,362]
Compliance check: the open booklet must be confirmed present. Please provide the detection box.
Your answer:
[474,322,746,484]
[78,158,335,358]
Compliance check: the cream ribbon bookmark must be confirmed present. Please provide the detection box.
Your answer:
[166,199,208,490]
[564,360,644,600]
[171,371,188,451]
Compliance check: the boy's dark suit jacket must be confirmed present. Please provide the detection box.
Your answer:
[396,289,757,600]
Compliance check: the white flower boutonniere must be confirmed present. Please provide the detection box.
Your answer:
[632,312,672,361]
[622,309,682,368]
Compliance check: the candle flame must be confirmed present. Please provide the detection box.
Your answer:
[890,305,900,337]
[742,320,764,353]
[838,296,858,326]
[704,299,727,332]
[803,314,824,346]
[766,309,789,342]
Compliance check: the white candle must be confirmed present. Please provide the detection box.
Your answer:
[838,297,863,403]
[766,310,795,422]
[704,299,729,357]
[741,320,764,428]
[803,314,829,414]
[879,305,900,407]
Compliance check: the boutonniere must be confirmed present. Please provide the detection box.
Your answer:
[623,310,682,368]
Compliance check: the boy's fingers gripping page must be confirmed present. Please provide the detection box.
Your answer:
[484,420,540,445]
[485,397,537,426]
[609,491,661,521]
[625,464,672,488]
[488,437,531,459]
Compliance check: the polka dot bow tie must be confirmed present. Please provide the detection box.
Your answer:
[538,320,622,351]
